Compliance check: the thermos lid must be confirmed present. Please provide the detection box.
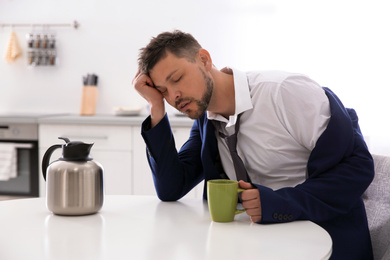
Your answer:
[59,137,93,161]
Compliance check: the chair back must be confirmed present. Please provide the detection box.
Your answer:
[363,154,390,260]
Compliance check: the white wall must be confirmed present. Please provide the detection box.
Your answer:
[1,0,389,155]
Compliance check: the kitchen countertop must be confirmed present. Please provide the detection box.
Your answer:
[38,113,194,126]
[0,113,68,124]
[0,113,194,127]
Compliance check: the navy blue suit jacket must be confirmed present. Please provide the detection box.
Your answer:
[141,87,374,259]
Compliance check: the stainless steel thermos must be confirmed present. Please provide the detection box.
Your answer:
[42,137,104,216]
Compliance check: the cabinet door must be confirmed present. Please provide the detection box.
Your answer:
[39,124,133,196]
[39,149,132,196]
[132,126,203,198]
[91,150,132,195]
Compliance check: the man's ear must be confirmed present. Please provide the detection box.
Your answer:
[198,49,212,71]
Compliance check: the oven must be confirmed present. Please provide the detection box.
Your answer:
[0,120,39,197]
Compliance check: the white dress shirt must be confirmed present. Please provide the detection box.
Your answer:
[208,68,331,190]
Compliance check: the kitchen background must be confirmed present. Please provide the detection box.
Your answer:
[0,0,389,155]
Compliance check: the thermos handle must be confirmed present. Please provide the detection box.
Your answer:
[42,144,62,181]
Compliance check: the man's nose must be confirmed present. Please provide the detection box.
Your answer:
[169,88,181,103]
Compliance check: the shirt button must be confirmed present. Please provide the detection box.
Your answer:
[273,213,278,220]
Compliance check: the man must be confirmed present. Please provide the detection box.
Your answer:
[133,30,374,259]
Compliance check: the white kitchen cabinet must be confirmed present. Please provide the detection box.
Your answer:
[39,124,133,196]
[132,126,204,199]
[38,115,202,199]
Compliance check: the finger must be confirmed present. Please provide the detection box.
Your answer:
[242,199,260,209]
[137,73,154,88]
[251,215,262,223]
[238,180,255,189]
[132,70,141,85]
[245,208,262,216]
[240,189,259,201]
[133,74,155,91]
[144,75,155,87]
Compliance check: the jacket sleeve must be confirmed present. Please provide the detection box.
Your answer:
[141,113,204,201]
[257,88,374,223]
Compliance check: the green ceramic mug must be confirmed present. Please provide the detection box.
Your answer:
[207,179,246,222]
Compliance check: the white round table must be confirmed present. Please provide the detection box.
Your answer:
[0,195,332,260]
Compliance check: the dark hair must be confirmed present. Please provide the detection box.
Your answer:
[138,30,202,74]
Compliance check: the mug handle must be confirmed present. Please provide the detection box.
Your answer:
[235,188,246,215]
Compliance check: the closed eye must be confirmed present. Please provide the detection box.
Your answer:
[173,76,182,83]
[155,86,167,94]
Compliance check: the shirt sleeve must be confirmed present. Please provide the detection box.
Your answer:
[275,75,331,150]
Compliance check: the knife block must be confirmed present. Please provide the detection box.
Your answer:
[80,86,98,115]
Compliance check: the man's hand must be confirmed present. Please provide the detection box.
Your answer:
[239,180,262,223]
[132,71,165,127]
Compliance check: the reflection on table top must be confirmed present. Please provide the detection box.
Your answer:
[0,195,332,260]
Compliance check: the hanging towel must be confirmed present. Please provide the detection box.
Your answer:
[4,31,22,64]
[0,143,33,181]
[0,143,17,181]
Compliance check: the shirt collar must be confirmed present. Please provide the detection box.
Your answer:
[207,67,253,127]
